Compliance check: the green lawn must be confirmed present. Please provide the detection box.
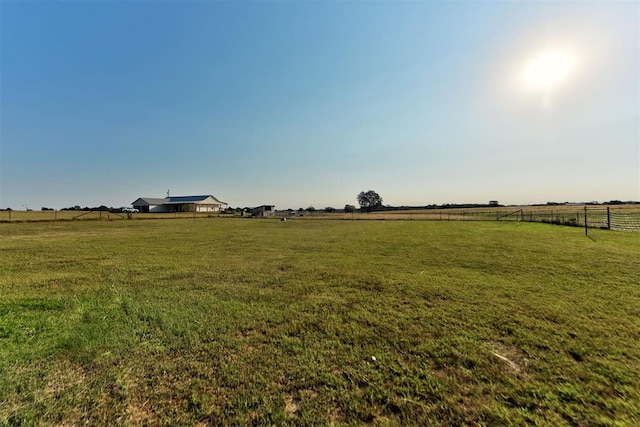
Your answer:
[1,219,639,425]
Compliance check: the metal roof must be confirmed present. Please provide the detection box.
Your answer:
[133,197,166,205]
[133,195,227,205]
[166,195,217,203]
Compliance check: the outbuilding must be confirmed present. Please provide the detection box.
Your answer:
[132,195,227,213]
[252,205,276,218]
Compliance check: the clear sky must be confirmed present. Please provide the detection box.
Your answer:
[1,1,638,210]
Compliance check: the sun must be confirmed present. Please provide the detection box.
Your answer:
[523,50,574,92]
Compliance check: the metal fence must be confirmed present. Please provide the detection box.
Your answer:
[496,206,640,232]
[0,210,224,222]
[1,205,639,232]
[287,206,640,232]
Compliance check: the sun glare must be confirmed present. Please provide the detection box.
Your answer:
[523,50,574,92]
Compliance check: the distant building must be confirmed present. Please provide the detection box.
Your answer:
[132,195,227,213]
[252,205,275,217]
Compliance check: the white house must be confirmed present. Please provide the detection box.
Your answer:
[132,195,227,213]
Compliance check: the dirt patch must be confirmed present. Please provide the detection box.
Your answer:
[487,342,528,374]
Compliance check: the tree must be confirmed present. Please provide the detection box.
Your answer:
[357,190,383,213]
[344,204,356,213]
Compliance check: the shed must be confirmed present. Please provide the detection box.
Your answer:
[252,205,275,218]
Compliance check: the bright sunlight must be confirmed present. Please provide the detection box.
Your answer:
[523,50,575,92]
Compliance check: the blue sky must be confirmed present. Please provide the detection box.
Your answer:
[1,1,638,210]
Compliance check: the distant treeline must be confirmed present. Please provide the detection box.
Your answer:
[385,200,639,211]
[532,200,638,207]
[0,206,121,212]
[59,205,113,211]
[381,203,502,211]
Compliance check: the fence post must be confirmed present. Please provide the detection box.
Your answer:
[607,207,611,230]
[584,206,588,236]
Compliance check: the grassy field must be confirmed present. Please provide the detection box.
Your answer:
[1,219,639,425]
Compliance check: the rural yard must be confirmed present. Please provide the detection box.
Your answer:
[3,0,637,424]
[1,218,639,425]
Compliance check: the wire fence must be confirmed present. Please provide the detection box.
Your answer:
[0,210,224,222]
[1,205,639,231]
[608,210,640,232]
[286,206,640,232]
[497,207,640,232]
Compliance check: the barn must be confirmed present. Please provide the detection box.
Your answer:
[252,205,276,217]
[132,195,227,213]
